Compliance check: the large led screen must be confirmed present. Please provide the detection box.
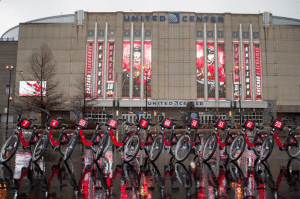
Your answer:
[19,81,46,96]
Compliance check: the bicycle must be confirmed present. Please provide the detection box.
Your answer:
[260,111,300,161]
[153,111,182,158]
[202,111,238,161]
[92,110,140,162]
[128,110,158,160]
[32,109,72,162]
[174,110,203,162]
[63,109,114,162]
[106,110,153,162]
[147,111,180,162]
[0,108,43,163]
[228,111,269,161]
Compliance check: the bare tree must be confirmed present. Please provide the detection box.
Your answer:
[72,68,96,117]
[16,44,68,125]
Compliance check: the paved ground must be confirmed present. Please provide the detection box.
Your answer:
[0,128,299,199]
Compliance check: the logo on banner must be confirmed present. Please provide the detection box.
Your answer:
[191,119,198,128]
[140,119,149,128]
[217,120,226,129]
[21,119,30,128]
[169,13,179,23]
[50,119,59,128]
[246,121,254,129]
[78,119,87,127]
[108,119,117,128]
[274,120,283,129]
[163,119,172,128]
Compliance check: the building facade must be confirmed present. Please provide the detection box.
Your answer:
[1,11,300,125]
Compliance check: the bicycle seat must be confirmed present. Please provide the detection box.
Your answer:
[96,122,105,126]
[227,124,235,129]
[256,125,264,130]
[62,124,70,129]
[288,125,297,130]
[125,122,134,126]
[56,117,64,121]
[28,117,37,121]
[32,124,41,129]
[149,122,156,126]
[173,122,181,127]
[85,117,94,121]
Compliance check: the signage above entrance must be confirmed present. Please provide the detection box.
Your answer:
[124,13,224,23]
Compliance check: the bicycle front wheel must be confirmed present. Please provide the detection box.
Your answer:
[193,132,204,156]
[287,132,300,158]
[202,134,217,161]
[229,134,246,161]
[29,130,43,155]
[0,133,19,163]
[259,135,274,161]
[253,131,267,157]
[123,134,141,162]
[32,132,49,162]
[149,134,164,162]
[63,132,78,161]
[95,133,109,161]
[175,134,192,162]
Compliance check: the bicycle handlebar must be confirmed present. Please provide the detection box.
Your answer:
[71,109,80,117]
[11,108,22,122]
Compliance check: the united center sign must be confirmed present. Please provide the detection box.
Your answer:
[124,13,224,23]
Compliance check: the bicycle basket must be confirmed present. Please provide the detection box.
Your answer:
[18,118,32,129]
[106,118,118,130]
[215,120,227,130]
[243,120,255,131]
[47,118,60,129]
[76,118,88,129]
[138,119,149,129]
[162,118,173,129]
[271,120,285,131]
[188,118,200,129]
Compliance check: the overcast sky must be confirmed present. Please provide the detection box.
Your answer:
[1,0,300,36]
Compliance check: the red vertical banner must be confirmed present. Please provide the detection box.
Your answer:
[207,42,215,100]
[218,42,226,100]
[133,41,141,99]
[122,41,130,99]
[254,43,263,100]
[85,41,93,99]
[144,41,152,99]
[96,41,104,98]
[233,42,241,100]
[196,42,204,99]
[244,43,252,100]
[106,41,115,99]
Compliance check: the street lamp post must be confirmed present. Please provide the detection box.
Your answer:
[145,70,148,118]
[6,65,14,132]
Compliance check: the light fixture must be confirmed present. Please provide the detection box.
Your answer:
[154,111,157,117]
[116,110,119,117]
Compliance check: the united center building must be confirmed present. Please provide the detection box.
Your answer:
[1,11,300,125]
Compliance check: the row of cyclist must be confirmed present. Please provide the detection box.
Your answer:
[1,107,300,164]
[1,155,300,198]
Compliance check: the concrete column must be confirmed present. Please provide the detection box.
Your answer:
[214,23,219,101]
[103,22,108,100]
[141,23,144,100]
[204,23,208,101]
[129,23,134,100]
[250,24,255,101]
